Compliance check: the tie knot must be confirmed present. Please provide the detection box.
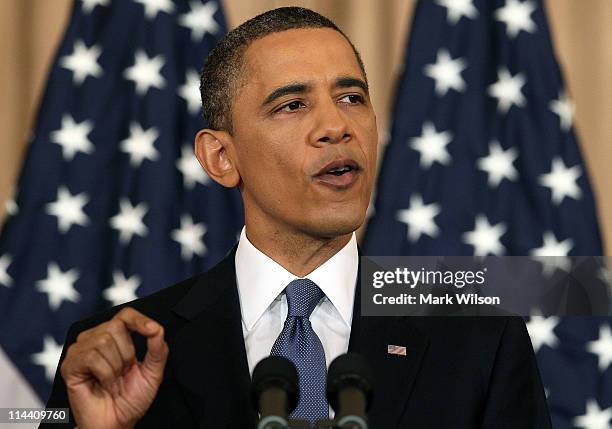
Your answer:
[285,278,325,318]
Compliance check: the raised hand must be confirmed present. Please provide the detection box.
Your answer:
[61,307,169,429]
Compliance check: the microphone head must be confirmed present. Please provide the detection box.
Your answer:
[251,356,300,414]
[327,353,374,412]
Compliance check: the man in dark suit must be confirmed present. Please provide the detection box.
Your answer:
[43,7,552,429]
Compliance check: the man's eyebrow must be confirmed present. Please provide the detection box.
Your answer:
[262,82,311,107]
[261,77,369,107]
[335,76,369,94]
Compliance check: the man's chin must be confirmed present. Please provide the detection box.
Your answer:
[306,216,364,240]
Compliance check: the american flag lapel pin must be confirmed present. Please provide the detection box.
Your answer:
[387,344,407,356]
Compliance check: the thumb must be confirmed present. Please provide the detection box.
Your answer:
[142,324,168,379]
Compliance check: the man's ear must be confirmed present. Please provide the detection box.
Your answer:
[194,129,241,188]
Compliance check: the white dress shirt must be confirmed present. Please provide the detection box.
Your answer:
[235,226,358,376]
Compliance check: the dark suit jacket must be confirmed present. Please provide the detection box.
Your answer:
[43,247,552,428]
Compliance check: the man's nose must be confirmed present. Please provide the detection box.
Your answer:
[311,98,352,145]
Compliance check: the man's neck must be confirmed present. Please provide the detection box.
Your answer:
[243,224,353,277]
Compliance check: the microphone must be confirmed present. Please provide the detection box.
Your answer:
[251,356,300,429]
[326,353,374,429]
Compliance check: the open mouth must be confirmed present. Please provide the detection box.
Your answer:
[326,165,356,176]
[314,159,361,189]
[315,158,360,176]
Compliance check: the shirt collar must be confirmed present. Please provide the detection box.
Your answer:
[235,226,358,331]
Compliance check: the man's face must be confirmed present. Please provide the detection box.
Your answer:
[230,27,378,239]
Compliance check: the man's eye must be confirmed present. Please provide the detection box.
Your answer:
[279,101,304,112]
[339,94,364,104]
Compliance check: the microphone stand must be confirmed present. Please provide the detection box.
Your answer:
[315,416,368,429]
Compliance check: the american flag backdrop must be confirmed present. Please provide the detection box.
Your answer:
[1,0,611,427]
[364,0,611,428]
[0,0,243,406]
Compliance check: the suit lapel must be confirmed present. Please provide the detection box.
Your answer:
[349,251,430,428]
[171,247,256,428]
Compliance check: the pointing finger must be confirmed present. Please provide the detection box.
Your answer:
[105,318,137,371]
[114,307,163,338]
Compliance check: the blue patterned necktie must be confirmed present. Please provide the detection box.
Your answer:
[270,278,329,427]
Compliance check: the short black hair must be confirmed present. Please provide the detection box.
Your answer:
[200,7,367,132]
